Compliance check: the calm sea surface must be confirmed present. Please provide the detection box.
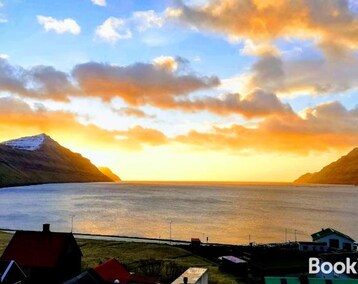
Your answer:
[0,182,357,244]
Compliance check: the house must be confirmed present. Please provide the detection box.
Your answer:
[171,268,208,284]
[63,269,102,284]
[190,238,201,248]
[0,260,27,283]
[0,224,82,284]
[219,256,248,276]
[312,228,356,251]
[92,258,157,284]
[93,258,132,284]
[297,242,328,252]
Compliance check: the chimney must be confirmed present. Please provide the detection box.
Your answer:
[183,277,188,284]
[43,224,50,233]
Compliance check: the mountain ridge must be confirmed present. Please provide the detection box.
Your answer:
[0,134,116,188]
[295,147,358,185]
[98,167,121,182]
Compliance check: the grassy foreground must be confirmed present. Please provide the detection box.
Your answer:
[0,232,241,284]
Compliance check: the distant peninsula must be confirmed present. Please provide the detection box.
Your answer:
[295,147,358,185]
[98,167,121,182]
[0,134,120,188]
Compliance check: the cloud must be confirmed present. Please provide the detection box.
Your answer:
[174,101,358,154]
[168,0,358,52]
[0,58,77,101]
[132,10,164,32]
[172,89,292,118]
[112,107,156,119]
[0,96,167,151]
[152,56,179,71]
[72,61,220,105]
[0,58,292,118]
[115,126,168,151]
[0,96,356,154]
[0,15,7,24]
[243,51,358,96]
[95,17,132,43]
[37,16,81,35]
[91,0,106,7]
[0,54,8,60]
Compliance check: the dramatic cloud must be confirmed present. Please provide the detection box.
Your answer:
[175,101,358,153]
[37,16,81,35]
[91,0,106,7]
[0,59,76,100]
[0,96,167,151]
[0,58,291,118]
[72,61,220,105]
[95,17,132,43]
[245,51,358,96]
[172,89,292,118]
[168,0,358,52]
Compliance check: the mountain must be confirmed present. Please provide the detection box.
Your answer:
[295,147,358,185]
[98,167,121,182]
[0,134,114,188]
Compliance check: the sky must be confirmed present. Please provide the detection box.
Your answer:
[0,0,357,181]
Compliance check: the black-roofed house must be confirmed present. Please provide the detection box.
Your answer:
[311,228,357,251]
[0,224,82,284]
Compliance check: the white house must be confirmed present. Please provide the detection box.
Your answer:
[171,268,208,284]
[311,228,357,251]
[297,241,328,252]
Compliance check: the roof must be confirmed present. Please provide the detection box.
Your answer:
[0,260,27,283]
[93,258,157,284]
[93,258,131,284]
[311,228,355,242]
[297,242,327,246]
[220,256,247,264]
[0,230,82,268]
[171,268,208,284]
[63,269,102,284]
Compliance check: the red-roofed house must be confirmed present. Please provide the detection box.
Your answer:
[93,258,157,284]
[94,258,132,284]
[0,224,82,284]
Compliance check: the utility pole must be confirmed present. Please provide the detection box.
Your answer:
[285,228,287,243]
[294,229,297,242]
[249,234,251,244]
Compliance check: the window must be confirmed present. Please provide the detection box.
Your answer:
[343,242,352,251]
[329,239,339,248]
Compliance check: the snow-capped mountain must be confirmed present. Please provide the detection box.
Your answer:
[2,134,46,151]
[0,134,117,188]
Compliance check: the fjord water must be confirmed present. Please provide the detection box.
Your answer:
[0,182,357,244]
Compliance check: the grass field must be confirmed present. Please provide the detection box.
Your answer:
[0,232,242,284]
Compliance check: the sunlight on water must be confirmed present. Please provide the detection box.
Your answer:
[0,182,357,245]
